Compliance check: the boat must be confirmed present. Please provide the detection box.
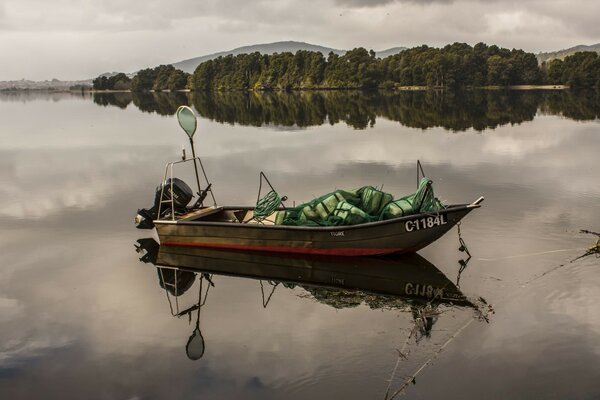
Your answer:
[135,106,483,256]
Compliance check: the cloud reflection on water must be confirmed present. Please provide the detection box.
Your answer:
[0,91,599,399]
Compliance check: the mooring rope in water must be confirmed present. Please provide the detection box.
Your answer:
[478,229,600,262]
[260,280,279,308]
[384,229,599,398]
[384,299,491,400]
[383,261,491,400]
[385,316,476,400]
[477,247,587,262]
[384,321,419,399]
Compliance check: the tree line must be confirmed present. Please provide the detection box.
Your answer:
[93,65,189,91]
[543,51,600,89]
[93,43,600,91]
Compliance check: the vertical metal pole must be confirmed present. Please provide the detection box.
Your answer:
[189,138,203,198]
[170,163,175,219]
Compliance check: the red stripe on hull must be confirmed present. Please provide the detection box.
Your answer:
[161,241,408,256]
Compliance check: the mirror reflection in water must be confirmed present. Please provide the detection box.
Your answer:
[93,89,600,130]
[135,237,490,396]
[2,88,599,399]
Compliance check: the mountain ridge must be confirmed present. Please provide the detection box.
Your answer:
[537,43,600,63]
[172,40,408,73]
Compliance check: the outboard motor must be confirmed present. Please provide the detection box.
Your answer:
[135,178,193,229]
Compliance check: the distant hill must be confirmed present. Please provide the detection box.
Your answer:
[172,41,345,73]
[537,43,600,63]
[375,46,408,59]
[171,41,407,73]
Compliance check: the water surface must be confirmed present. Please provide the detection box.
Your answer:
[0,90,599,399]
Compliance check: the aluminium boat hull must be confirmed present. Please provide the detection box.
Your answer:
[154,204,478,256]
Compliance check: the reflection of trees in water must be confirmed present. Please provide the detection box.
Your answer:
[540,90,600,121]
[93,92,132,109]
[191,90,541,131]
[94,90,600,131]
[191,91,331,127]
[381,90,539,131]
[93,91,189,115]
[132,92,189,115]
[0,91,91,103]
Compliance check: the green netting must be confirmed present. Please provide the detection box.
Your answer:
[274,209,295,225]
[329,201,371,226]
[380,178,444,220]
[301,191,347,222]
[358,186,394,215]
[272,180,444,227]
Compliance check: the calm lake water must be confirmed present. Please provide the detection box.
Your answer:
[1,90,599,399]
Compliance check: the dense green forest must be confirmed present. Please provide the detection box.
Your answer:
[92,73,132,90]
[189,43,543,90]
[93,43,600,91]
[543,51,600,88]
[93,65,189,91]
[92,89,600,130]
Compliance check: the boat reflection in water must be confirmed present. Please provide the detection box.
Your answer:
[135,238,482,362]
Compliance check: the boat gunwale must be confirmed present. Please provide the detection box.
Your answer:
[154,203,479,232]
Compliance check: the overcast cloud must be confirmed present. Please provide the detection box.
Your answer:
[0,0,599,80]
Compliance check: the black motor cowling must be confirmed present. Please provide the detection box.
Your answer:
[135,178,194,229]
[158,177,194,210]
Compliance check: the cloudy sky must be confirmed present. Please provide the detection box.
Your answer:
[1,0,599,80]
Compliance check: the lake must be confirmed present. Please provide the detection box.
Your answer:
[1,89,599,399]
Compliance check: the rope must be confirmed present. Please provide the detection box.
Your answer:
[384,230,599,399]
[260,280,279,308]
[253,190,281,221]
[477,248,586,262]
[385,317,476,400]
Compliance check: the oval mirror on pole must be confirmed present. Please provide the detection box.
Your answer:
[176,106,197,139]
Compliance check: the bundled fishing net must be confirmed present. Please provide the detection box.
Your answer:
[272,178,445,226]
[380,178,445,220]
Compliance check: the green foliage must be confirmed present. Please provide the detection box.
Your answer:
[189,43,555,90]
[542,52,600,89]
[93,45,600,93]
[92,76,109,90]
[153,65,176,90]
[131,68,158,92]
[166,69,188,90]
[99,66,190,92]
[92,73,132,90]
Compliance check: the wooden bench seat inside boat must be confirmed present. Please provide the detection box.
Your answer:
[179,206,225,221]
[178,206,276,225]
[243,210,276,225]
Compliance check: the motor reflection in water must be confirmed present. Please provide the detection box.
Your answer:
[135,238,488,364]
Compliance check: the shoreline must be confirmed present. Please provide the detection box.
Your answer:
[0,84,570,94]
